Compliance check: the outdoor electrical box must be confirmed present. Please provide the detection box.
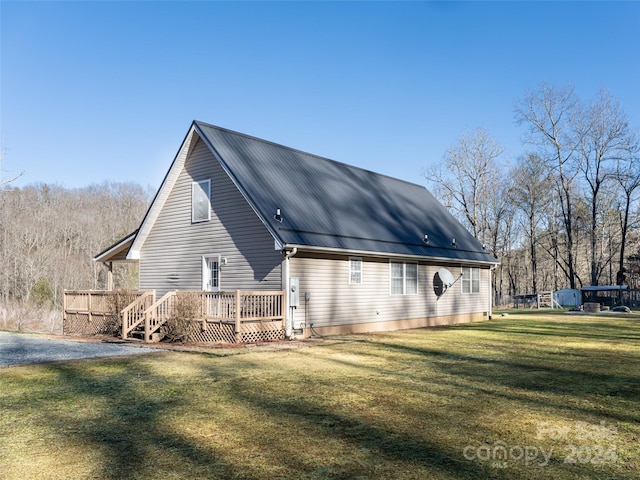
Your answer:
[289,278,300,307]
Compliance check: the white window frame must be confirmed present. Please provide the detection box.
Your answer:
[192,179,211,223]
[390,261,418,295]
[349,257,362,285]
[405,263,418,295]
[202,254,221,292]
[461,266,480,294]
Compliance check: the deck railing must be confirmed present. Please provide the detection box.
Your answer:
[65,289,285,343]
[63,290,148,336]
[142,290,285,343]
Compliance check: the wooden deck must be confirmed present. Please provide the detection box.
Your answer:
[63,290,147,336]
[63,290,285,343]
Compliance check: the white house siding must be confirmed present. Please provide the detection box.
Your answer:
[289,252,489,332]
[139,136,282,296]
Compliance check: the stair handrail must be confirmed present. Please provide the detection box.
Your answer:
[143,291,177,342]
[121,290,156,339]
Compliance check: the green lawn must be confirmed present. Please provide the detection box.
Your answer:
[1,311,638,479]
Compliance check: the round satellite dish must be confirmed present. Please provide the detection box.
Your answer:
[438,268,455,288]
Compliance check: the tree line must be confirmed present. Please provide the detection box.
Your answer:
[0,182,151,309]
[425,83,640,302]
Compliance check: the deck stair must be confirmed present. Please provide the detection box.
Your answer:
[120,291,156,340]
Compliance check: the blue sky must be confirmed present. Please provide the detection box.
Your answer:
[2,1,639,190]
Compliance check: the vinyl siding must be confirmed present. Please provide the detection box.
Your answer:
[139,136,282,296]
[289,252,489,328]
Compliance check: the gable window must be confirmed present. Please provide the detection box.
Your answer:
[390,262,418,295]
[461,267,480,294]
[192,179,211,223]
[202,254,221,291]
[349,257,362,285]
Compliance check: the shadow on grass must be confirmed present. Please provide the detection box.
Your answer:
[14,313,638,479]
[464,317,640,342]
[401,342,634,413]
[195,361,521,480]
[40,359,238,480]
[31,355,512,480]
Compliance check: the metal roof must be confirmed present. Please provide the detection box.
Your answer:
[194,121,496,264]
[581,285,628,291]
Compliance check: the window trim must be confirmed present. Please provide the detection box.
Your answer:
[389,261,418,296]
[192,179,211,223]
[349,257,362,285]
[202,254,221,292]
[461,266,480,294]
[405,263,418,295]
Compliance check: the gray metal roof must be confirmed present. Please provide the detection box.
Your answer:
[194,121,497,264]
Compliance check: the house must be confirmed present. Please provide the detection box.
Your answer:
[94,121,498,339]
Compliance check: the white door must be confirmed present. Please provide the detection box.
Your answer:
[202,254,221,292]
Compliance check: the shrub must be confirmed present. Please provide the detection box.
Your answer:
[31,279,54,307]
[162,292,201,342]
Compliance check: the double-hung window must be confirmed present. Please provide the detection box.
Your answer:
[461,267,480,294]
[390,262,418,295]
[192,179,211,223]
[349,257,362,285]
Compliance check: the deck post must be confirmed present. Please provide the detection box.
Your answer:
[281,290,286,330]
[63,290,67,326]
[144,310,150,343]
[107,262,113,291]
[235,290,241,343]
[88,291,92,325]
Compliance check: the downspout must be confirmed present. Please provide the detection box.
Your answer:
[284,247,298,339]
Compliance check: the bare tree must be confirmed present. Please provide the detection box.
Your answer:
[615,133,640,285]
[0,147,24,189]
[424,128,505,243]
[515,83,584,289]
[578,88,630,285]
[0,182,150,310]
[492,191,516,304]
[511,153,553,293]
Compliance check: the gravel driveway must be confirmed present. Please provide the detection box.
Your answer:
[0,331,161,367]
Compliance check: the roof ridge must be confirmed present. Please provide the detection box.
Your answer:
[193,120,427,190]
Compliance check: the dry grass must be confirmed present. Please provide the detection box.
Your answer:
[1,311,638,479]
[0,302,62,334]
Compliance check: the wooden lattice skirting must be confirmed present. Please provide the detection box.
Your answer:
[63,312,119,336]
[187,320,285,344]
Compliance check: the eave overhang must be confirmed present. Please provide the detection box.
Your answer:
[283,243,499,267]
[93,230,138,263]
